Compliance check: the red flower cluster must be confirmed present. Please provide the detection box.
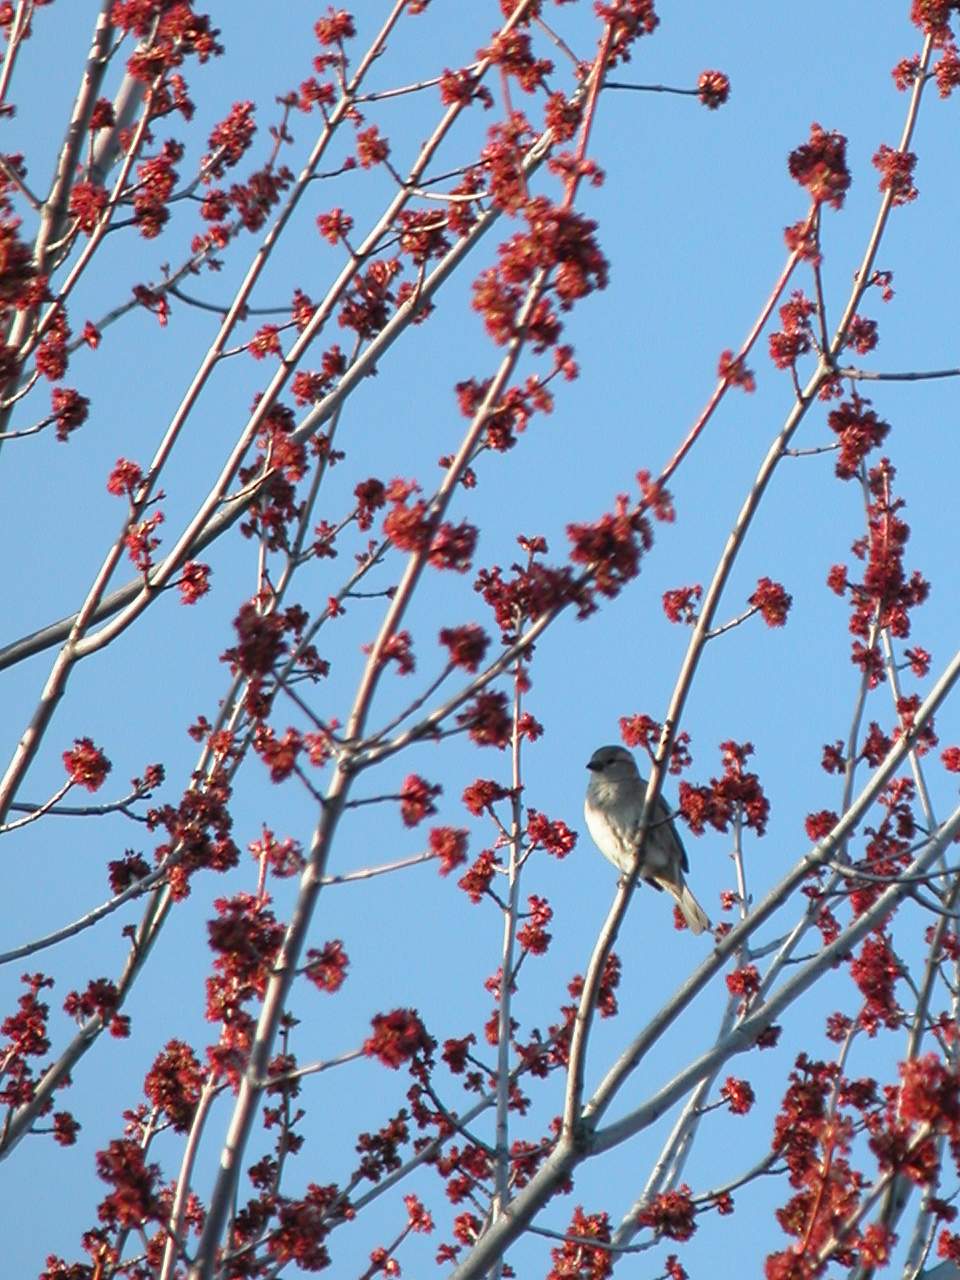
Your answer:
[768,289,815,370]
[456,691,512,748]
[457,850,498,902]
[305,939,349,994]
[106,457,143,497]
[206,100,256,175]
[440,623,490,672]
[568,493,651,604]
[636,1185,697,1241]
[63,737,112,792]
[845,314,879,355]
[315,8,355,45]
[721,1076,755,1115]
[526,809,577,857]
[831,460,928,685]
[828,396,891,480]
[429,826,469,875]
[363,1009,434,1070]
[482,30,553,94]
[849,932,902,1035]
[547,1206,612,1280]
[697,70,730,109]
[475,555,581,641]
[398,775,441,827]
[133,140,183,239]
[0,972,53,1109]
[144,1039,203,1131]
[178,560,211,605]
[63,978,129,1038]
[619,714,691,773]
[95,1138,163,1229]
[717,348,755,392]
[517,895,552,955]
[663,584,702,624]
[749,577,792,627]
[249,827,304,879]
[873,144,918,205]
[678,740,769,836]
[787,122,851,209]
[910,0,960,42]
[462,777,510,815]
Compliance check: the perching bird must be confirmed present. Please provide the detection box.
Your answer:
[584,744,710,935]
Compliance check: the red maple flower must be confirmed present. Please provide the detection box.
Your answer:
[63,738,111,792]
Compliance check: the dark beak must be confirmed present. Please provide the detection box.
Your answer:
[586,760,601,771]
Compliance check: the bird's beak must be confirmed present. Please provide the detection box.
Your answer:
[586,760,600,771]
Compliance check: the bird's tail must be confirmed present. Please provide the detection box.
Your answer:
[663,880,710,935]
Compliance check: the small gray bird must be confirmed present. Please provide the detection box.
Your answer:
[584,744,710,935]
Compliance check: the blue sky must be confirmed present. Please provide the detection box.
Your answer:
[2,3,959,1277]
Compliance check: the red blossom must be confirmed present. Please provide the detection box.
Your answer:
[315,8,355,45]
[52,1111,80,1146]
[253,725,303,782]
[567,493,650,603]
[787,122,851,208]
[51,387,89,441]
[850,932,902,1034]
[725,964,760,1001]
[898,1052,960,1132]
[636,1185,696,1241]
[721,1076,756,1115]
[456,691,512,748]
[429,826,469,875]
[663,584,702,624]
[356,125,389,168]
[698,69,730,108]
[305,940,349,993]
[717,348,755,391]
[249,828,304,878]
[363,1009,433,1069]
[526,810,577,857]
[749,577,792,627]
[63,978,128,1037]
[317,206,354,244]
[846,314,879,354]
[247,323,281,359]
[384,490,433,553]
[440,623,490,673]
[462,777,510,815]
[63,737,111,792]
[379,630,415,675]
[517,895,552,955]
[905,646,931,677]
[873,144,918,205]
[482,30,553,93]
[805,810,838,841]
[144,1039,203,1132]
[95,1138,163,1228]
[547,1206,612,1279]
[106,458,143,497]
[935,44,960,94]
[206,100,256,175]
[400,775,441,827]
[457,850,498,902]
[678,741,769,835]
[827,397,889,479]
[124,510,164,572]
[68,181,108,233]
[429,520,478,572]
[222,603,287,677]
[178,561,211,605]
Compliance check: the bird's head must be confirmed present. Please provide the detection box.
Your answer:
[586,744,639,780]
